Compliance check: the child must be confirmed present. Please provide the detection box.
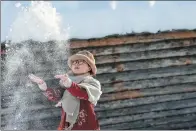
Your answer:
[28,50,102,130]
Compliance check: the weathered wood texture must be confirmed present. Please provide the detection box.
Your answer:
[1,30,196,130]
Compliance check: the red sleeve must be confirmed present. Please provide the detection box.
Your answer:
[43,87,64,102]
[67,82,89,100]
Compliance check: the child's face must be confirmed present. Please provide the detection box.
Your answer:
[71,59,91,75]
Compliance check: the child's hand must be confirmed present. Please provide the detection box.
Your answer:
[29,74,44,84]
[55,74,72,88]
[28,74,47,91]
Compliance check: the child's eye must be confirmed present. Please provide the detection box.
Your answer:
[79,60,83,64]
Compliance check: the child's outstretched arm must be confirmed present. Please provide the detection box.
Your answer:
[55,74,102,105]
[28,74,64,102]
[67,79,102,106]
[28,74,47,91]
[74,78,102,106]
[55,74,89,100]
[67,82,89,100]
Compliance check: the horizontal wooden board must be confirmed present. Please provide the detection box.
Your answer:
[2,73,196,98]
[96,64,196,84]
[102,74,196,93]
[136,120,196,130]
[3,99,196,128]
[69,31,196,49]
[30,55,196,75]
[97,55,196,74]
[99,106,196,126]
[1,91,53,110]
[61,38,196,56]
[100,83,196,101]
[1,116,60,130]
[1,107,61,125]
[95,46,196,64]
[96,92,196,111]
[4,63,196,86]
[97,98,196,119]
[101,113,196,129]
[4,97,195,122]
[31,45,196,66]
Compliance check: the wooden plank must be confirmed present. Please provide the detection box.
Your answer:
[1,105,58,122]
[3,97,196,125]
[32,50,68,64]
[3,75,196,104]
[7,39,196,65]
[6,63,196,85]
[99,106,196,126]
[27,63,67,76]
[26,55,196,75]
[1,107,61,125]
[97,98,196,119]
[69,31,196,49]
[189,126,196,130]
[2,68,64,86]
[102,74,196,93]
[2,77,196,107]
[95,46,196,65]
[5,85,196,113]
[26,118,58,130]
[32,45,196,66]
[1,91,53,110]
[101,113,196,129]
[100,83,196,102]
[2,78,61,97]
[10,46,195,78]
[2,104,196,130]
[96,92,196,111]
[137,120,196,130]
[1,104,50,115]
[3,73,196,98]
[97,55,196,74]
[6,49,195,85]
[70,38,196,56]
[96,64,196,84]
[1,116,60,130]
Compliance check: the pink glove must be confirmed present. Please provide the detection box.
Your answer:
[28,74,47,91]
[55,74,72,88]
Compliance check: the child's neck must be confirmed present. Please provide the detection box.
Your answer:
[73,72,90,76]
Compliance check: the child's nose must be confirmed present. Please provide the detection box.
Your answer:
[75,62,79,65]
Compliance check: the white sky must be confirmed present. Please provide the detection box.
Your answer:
[1,1,196,42]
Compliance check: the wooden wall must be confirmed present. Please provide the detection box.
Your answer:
[1,30,196,129]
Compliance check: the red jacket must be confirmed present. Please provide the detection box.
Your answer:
[44,82,100,130]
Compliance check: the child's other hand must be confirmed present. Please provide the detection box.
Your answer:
[55,74,72,88]
[29,74,44,84]
[55,74,68,81]
[28,74,47,91]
